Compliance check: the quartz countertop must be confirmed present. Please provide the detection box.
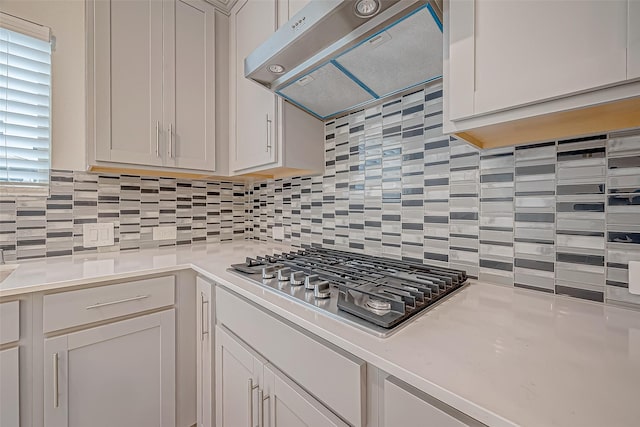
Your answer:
[2,241,640,427]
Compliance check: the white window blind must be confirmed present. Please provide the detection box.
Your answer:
[0,13,52,193]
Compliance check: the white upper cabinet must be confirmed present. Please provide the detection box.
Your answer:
[444,0,640,149]
[229,0,324,177]
[230,0,278,172]
[472,0,627,116]
[165,0,217,171]
[89,0,217,173]
[92,0,164,167]
[630,0,640,79]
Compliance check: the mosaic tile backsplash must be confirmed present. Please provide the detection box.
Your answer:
[1,82,639,309]
[0,171,246,261]
[247,83,640,308]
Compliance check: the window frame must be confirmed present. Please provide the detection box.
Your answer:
[0,12,53,196]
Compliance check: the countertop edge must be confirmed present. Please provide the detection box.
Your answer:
[0,264,193,298]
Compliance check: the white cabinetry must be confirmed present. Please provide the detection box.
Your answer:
[0,300,20,427]
[630,0,640,79]
[216,326,347,427]
[230,0,277,172]
[229,0,323,177]
[92,0,163,167]
[383,376,485,427]
[216,287,365,426]
[89,0,217,173]
[197,277,214,427]
[41,276,177,427]
[471,1,627,117]
[44,310,176,427]
[0,347,19,427]
[444,0,640,149]
[264,364,348,427]
[216,325,265,427]
[165,0,217,171]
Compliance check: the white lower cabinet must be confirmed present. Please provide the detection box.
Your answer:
[216,287,365,426]
[383,376,485,427]
[264,364,348,427]
[44,310,176,427]
[0,299,20,427]
[197,277,215,427]
[0,346,20,427]
[216,325,265,427]
[216,326,347,427]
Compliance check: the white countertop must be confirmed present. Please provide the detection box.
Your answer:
[2,241,640,427]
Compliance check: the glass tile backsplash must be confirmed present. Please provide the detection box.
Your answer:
[1,81,638,308]
[247,82,640,308]
[0,172,246,260]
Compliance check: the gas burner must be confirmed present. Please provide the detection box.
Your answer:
[229,247,468,337]
[365,298,392,312]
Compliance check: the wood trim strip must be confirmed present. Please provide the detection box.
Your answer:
[457,96,640,149]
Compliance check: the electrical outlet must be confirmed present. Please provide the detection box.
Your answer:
[153,225,177,241]
[272,226,284,240]
[83,223,115,248]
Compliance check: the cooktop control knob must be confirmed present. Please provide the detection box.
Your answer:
[277,267,291,282]
[314,281,331,299]
[290,271,306,286]
[262,266,276,279]
[304,274,320,290]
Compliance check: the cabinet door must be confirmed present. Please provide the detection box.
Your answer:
[44,310,176,427]
[473,0,628,115]
[165,0,217,171]
[0,347,19,427]
[93,0,164,166]
[630,0,640,79]
[383,376,485,427]
[264,364,348,427]
[216,326,265,427]
[230,0,278,172]
[197,278,214,427]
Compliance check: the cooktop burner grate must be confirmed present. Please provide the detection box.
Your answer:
[229,247,468,337]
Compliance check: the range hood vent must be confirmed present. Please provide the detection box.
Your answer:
[245,0,443,120]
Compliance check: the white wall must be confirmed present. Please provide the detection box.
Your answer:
[3,0,87,171]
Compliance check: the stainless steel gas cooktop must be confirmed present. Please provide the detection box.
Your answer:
[229,247,468,337]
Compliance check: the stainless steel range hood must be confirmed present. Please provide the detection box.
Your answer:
[245,0,443,120]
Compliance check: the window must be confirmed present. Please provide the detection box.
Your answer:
[0,13,52,195]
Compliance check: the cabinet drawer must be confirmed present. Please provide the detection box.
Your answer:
[43,276,175,333]
[217,287,366,427]
[0,300,19,345]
